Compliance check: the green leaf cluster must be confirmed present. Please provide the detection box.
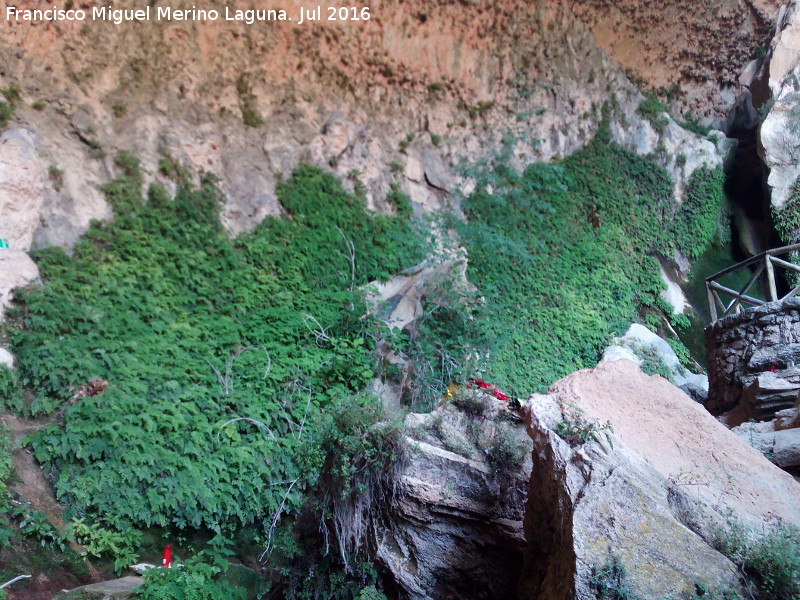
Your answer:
[457,136,668,393]
[4,158,423,532]
[137,545,247,600]
[672,165,727,260]
[717,522,800,600]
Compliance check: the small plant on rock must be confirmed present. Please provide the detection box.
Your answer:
[589,556,642,600]
[48,166,64,191]
[554,403,613,447]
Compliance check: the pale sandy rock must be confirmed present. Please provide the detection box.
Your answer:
[421,150,452,191]
[659,265,688,314]
[53,576,143,599]
[403,154,424,183]
[546,360,800,530]
[0,127,44,251]
[600,344,639,364]
[733,404,800,468]
[600,323,708,391]
[0,0,728,253]
[366,256,471,331]
[521,392,742,599]
[0,250,39,320]
[733,421,800,468]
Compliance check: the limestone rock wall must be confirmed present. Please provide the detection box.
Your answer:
[0,0,748,250]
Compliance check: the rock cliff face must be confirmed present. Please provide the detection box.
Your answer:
[515,361,800,599]
[0,0,759,260]
[374,397,531,600]
[572,0,778,122]
[374,361,800,599]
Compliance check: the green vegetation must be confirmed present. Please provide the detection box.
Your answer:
[774,177,800,244]
[0,428,11,516]
[589,556,642,599]
[111,102,127,118]
[554,403,613,447]
[678,112,712,137]
[0,365,23,412]
[68,517,141,572]
[673,166,727,260]
[87,138,105,160]
[5,155,422,534]
[631,345,675,380]
[48,166,64,192]
[0,85,22,129]
[467,101,494,120]
[454,120,721,394]
[0,106,729,593]
[236,75,264,128]
[716,522,800,600]
[636,93,669,134]
[157,148,191,183]
[771,177,800,285]
[1,86,22,105]
[136,537,247,600]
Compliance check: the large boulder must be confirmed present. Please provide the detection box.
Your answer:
[518,360,800,599]
[733,403,800,471]
[0,126,44,251]
[521,394,741,599]
[601,323,708,393]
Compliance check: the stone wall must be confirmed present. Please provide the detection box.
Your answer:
[705,298,800,416]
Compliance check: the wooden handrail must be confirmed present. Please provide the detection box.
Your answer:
[706,244,800,323]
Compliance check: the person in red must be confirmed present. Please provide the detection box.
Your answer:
[161,545,172,568]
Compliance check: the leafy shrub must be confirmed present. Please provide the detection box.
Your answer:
[48,166,64,192]
[236,75,264,128]
[6,158,422,531]
[450,388,491,417]
[672,166,727,260]
[0,427,11,514]
[1,86,21,104]
[67,517,141,573]
[589,556,642,599]
[483,426,529,475]
[10,503,68,551]
[136,554,247,600]
[456,128,684,394]
[632,345,675,380]
[355,585,388,600]
[637,93,669,134]
[554,403,613,447]
[716,522,800,600]
[0,366,23,413]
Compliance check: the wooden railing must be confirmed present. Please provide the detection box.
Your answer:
[706,244,800,322]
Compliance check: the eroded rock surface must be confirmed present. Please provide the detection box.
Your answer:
[375,397,531,600]
[521,394,741,600]
[733,403,800,472]
[518,360,800,599]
